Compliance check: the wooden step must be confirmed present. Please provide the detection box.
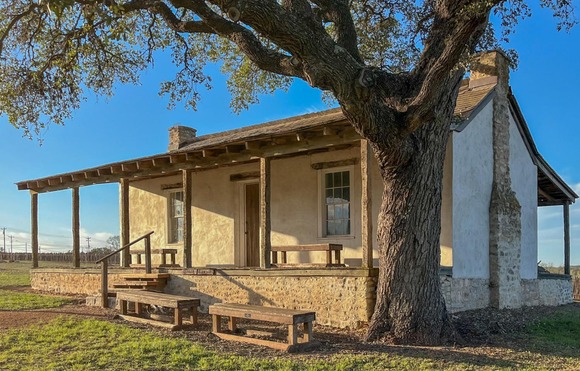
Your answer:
[113,282,164,289]
[120,274,171,280]
[121,273,171,278]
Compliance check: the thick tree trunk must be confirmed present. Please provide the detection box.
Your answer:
[360,90,459,344]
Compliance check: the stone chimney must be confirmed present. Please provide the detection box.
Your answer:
[168,125,197,152]
[469,50,510,89]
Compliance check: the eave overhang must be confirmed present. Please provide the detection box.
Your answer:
[16,110,358,193]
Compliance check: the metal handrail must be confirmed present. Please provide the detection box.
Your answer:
[96,231,154,308]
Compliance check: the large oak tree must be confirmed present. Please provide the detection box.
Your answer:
[0,0,574,344]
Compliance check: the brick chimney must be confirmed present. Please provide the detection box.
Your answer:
[168,125,197,152]
[469,50,510,89]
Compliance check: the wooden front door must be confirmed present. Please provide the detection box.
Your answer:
[244,183,260,267]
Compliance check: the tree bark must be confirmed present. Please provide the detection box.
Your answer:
[359,77,462,345]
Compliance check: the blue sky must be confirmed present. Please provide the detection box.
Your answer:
[0,4,579,266]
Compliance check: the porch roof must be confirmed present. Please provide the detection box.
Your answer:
[15,79,577,206]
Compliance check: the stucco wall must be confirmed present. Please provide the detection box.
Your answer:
[452,101,494,278]
[129,175,182,265]
[440,138,453,267]
[509,115,538,279]
[126,145,454,269]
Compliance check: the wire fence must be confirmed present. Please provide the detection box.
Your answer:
[0,252,120,265]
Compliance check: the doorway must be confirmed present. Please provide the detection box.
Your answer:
[244,183,260,267]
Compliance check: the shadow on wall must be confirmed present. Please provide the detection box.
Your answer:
[167,273,276,313]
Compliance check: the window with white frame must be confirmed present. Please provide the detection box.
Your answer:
[323,170,351,236]
[168,191,184,244]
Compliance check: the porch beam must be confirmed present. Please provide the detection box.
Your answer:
[31,191,39,268]
[564,200,571,275]
[72,187,80,268]
[183,169,193,268]
[259,157,272,269]
[361,140,373,268]
[120,178,131,267]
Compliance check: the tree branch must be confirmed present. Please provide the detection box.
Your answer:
[405,0,501,130]
[160,0,305,79]
[311,0,363,63]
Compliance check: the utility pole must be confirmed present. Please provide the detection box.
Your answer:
[1,227,5,253]
[8,235,13,254]
[86,236,91,251]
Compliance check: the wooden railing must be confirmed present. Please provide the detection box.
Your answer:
[95,231,154,308]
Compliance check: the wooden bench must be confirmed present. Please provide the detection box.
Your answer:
[117,290,199,330]
[130,248,179,267]
[271,244,344,267]
[209,303,316,351]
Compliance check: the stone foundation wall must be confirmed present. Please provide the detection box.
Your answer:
[440,276,490,313]
[522,277,573,307]
[165,273,377,328]
[31,269,135,295]
[30,268,377,328]
[30,269,572,329]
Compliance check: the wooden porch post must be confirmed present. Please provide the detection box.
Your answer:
[31,191,39,268]
[564,200,571,275]
[120,178,130,267]
[361,140,373,268]
[72,187,80,268]
[259,157,271,269]
[183,169,193,268]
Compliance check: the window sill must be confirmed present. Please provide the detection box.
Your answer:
[318,235,356,241]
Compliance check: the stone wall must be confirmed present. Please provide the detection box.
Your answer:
[440,275,490,313]
[30,268,377,328]
[30,269,573,328]
[165,271,377,328]
[522,276,573,307]
[30,268,130,295]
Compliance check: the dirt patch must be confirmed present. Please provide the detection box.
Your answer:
[0,304,115,330]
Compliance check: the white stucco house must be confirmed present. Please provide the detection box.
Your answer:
[19,51,576,327]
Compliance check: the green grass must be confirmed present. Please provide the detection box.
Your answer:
[528,310,580,348]
[0,263,31,287]
[0,261,72,310]
[0,317,579,371]
[0,289,71,310]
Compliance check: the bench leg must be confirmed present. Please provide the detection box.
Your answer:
[212,315,222,333]
[303,321,313,343]
[190,306,198,326]
[288,324,298,345]
[120,300,128,315]
[281,251,287,264]
[170,253,176,265]
[137,254,142,265]
[335,250,341,265]
[271,251,278,265]
[174,308,183,330]
[228,317,237,332]
[161,253,167,266]
[135,302,143,316]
